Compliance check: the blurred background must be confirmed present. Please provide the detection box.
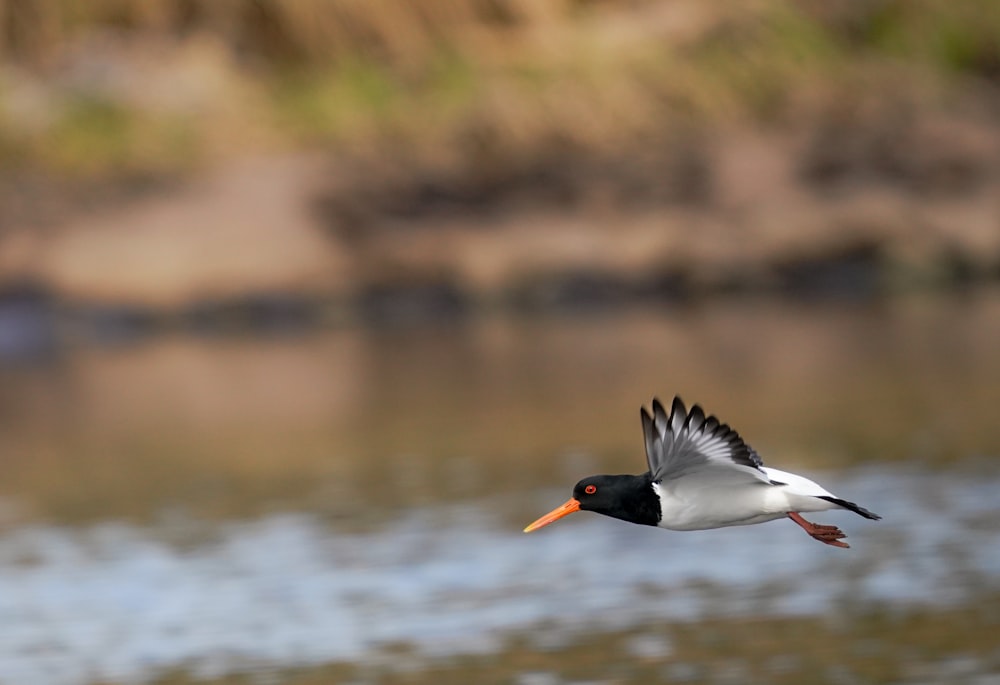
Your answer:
[1,1,1000,683]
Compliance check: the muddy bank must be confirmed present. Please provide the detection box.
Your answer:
[2,100,1000,353]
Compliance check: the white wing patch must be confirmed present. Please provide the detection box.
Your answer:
[761,467,833,497]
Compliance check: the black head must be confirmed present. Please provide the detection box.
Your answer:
[524,473,660,532]
[572,475,631,514]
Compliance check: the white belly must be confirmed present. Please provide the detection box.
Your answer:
[652,477,836,531]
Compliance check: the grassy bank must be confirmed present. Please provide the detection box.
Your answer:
[2,1,1000,308]
[2,0,999,180]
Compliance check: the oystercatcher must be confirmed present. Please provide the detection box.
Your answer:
[524,396,880,547]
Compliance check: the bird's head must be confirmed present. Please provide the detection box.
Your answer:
[571,475,622,513]
[523,474,655,532]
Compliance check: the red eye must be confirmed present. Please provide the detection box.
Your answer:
[584,484,597,495]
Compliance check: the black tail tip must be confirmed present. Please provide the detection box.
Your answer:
[850,502,882,520]
[818,495,882,520]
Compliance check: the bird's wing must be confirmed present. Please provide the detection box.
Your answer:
[641,396,771,485]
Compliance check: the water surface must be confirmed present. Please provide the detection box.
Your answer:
[1,465,998,684]
[1,291,999,683]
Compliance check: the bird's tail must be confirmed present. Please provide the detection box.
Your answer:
[816,495,881,520]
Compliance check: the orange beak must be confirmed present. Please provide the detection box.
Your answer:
[523,498,581,533]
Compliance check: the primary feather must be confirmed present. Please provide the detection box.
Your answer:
[642,396,768,484]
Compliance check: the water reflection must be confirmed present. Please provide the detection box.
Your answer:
[2,292,999,528]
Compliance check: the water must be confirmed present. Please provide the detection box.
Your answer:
[1,466,998,685]
[2,292,1000,683]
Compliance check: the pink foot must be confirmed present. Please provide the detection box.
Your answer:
[788,511,849,549]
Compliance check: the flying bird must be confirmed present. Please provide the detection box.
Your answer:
[524,396,880,547]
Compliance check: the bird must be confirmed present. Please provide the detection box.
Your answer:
[524,396,880,548]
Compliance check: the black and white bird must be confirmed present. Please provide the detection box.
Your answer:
[524,396,880,547]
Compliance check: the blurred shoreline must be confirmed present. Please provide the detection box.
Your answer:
[3,1,1000,349]
[1,131,998,362]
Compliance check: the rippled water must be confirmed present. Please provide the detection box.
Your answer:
[2,466,998,685]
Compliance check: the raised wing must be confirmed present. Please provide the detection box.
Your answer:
[640,396,770,484]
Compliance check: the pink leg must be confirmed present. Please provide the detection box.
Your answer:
[788,512,849,549]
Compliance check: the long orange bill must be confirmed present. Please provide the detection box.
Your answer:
[523,498,581,533]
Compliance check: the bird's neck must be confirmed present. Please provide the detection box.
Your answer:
[602,474,662,527]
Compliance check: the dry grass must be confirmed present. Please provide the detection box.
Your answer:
[2,0,999,179]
